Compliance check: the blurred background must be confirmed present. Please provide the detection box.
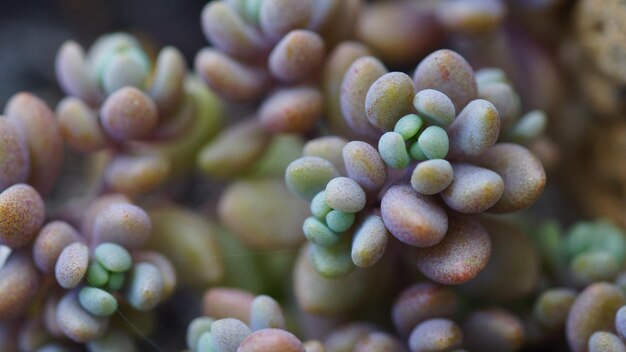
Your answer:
[0,0,209,107]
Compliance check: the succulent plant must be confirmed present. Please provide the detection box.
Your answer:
[0,0,625,351]
[286,48,547,285]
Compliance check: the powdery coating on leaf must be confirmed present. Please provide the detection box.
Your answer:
[472,143,546,213]
[303,216,340,247]
[0,251,41,320]
[195,48,270,102]
[5,92,64,195]
[394,114,423,140]
[325,177,367,213]
[100,87,158,141]
[91,203,152,250]
[133,250,177,299]
[588,331,626,352]
[340,56,388,138]
[447,99,500,157]
[201,2,269,59]
[260,87,323,133]
[33,221,82,273]
[55,242,89,289]
[0,184,45,249]
[95,242,132,272]
[413,89,456,127]
[239,328,305,352]
[322,41,372,136]
[392,282,458,336]
[125,262,164,311]
[351,214,389,268]
[285,156,340,200]
[56,97,109,153]
[417,126,449,159]
[0,119,29,192]
[260,0,313,41]
[378,132,410,169]
[269,30,325,83]
[365,72,415,132]
[415,215,491,284]
[198,119,271,178]
[86,261,109,288]
[219,178,309,250]
[250,295,286,331]
[78,287,118,317]
[463,309,524,352]
[187,317,214,351]
[409,318,463,352]
[203,287,255,324]
[326,210,355,233]
[441,163,504,213]
[381,185,448,247]
[343,141,387,195]
[304,136,348,176]
[567,282,626,352]
[413,49,477,112]
[411,159,453,195]
[478,81,520,131]
[210,318,252,352]
[354,332,407,352]
[56,291,109,343]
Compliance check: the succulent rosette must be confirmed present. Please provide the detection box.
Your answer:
[55,33,223,195]
[0,191,185,349]
[286,48,547,286]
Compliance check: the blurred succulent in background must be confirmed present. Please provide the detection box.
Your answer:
[195,0,361,136]
[55,33,223,196]
[188,287,409,352]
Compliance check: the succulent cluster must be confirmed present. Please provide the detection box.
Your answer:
[286,48,547,285]
[56,33,222,195]
[0,183,177,348]
[0,0,625,351]
[195,0,359,135]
